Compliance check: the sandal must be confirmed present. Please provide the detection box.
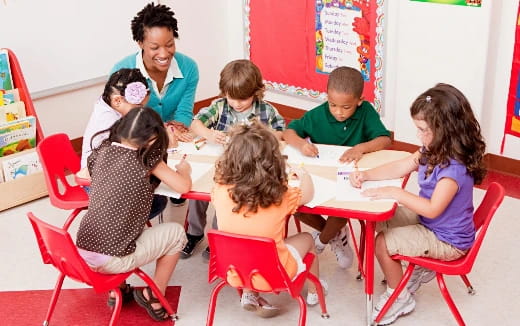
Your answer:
[107,282,134,308]
[133,287,170,321]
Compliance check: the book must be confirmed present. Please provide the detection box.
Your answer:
[0,101,26,123]
[2,150,42,181]
[0,116,36,157]
[0,49,14,91]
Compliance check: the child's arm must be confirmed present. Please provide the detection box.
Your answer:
[151,160,192,194]
[283,129,319,157]
[190,120,227,144]
[339,135,392,163]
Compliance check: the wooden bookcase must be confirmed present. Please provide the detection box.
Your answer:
[0,48,47,211]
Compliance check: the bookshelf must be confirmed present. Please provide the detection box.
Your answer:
[0,48,47,211]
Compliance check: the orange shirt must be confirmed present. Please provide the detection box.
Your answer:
[211,184,302,291]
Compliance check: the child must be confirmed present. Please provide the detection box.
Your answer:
[212,122,325,317]
[81,68,167,219]
[283,66,391,269]
[349,83,486,325]
[76,107,192,321]
[181,59,286,259]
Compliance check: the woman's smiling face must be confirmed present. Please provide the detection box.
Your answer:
[139,26,176,73]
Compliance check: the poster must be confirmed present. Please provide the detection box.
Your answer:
[410,0,481,7]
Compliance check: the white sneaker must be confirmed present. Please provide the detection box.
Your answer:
[306,279,328,306]
[406,266,436,294]
[329,226,354,269]
[312,231,326,254]
[372,290,416,325]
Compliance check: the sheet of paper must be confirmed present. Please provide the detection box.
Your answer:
[175,141,224,156]
[283,143,350,167]
[336,178,402,202]
[154,160,213,198]
[305,174,336,208]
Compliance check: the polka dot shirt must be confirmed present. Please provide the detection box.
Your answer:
[76,141,163,257]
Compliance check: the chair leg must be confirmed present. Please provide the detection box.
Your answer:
[108,287,123,326]
[135,269,178,320]
[460,274,475,295]
[437,274,466,326]
[296,295,308,326]
[206,281,227,326]
[43,273,66,326]
[374,263,415,324]
[62,208,84,231]
[307,272,329,318]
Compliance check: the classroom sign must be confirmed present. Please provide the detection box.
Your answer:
[410,0,481,6]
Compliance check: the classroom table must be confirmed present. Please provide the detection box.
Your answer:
[156,143,410,326]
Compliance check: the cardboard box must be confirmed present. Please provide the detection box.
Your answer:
[0,148,47,211]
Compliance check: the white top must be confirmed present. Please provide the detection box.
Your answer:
[135,50,183,98]
[81,97,122,168]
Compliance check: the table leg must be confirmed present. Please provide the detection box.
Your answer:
[365,221,375,326]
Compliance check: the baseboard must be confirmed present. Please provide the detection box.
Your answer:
[71,98,520,177]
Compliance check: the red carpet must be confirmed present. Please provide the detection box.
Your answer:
[0,286,180,326]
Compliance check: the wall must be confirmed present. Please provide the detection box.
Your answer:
[27,0,520,161]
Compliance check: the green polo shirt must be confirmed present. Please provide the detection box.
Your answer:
[288,101,390,146]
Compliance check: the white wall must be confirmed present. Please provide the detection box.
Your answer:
[30,0,519,160]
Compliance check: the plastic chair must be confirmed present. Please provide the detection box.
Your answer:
[27,212,177,326]
[374,182,505,326]
[36,133,89,230]
[206,229,329,326]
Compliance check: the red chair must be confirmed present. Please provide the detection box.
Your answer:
[27,212,177,326]
[374,182,505,326]
[206,229,329,326]
[36,133,89,230]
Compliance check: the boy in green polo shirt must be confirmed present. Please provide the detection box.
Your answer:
[283,66,391,269]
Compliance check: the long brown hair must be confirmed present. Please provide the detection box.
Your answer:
[214,122,288,216]
[410,83,487,184]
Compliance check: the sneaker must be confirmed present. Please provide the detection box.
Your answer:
[180,233,203,259]
[240,292,280,318]
[306,279,328,306]
[329,226,354,269]
[169,197,187,207]
[406,266,436,294]
[373,290,416,325]
[201,246,210,261]
[312,231,326,254]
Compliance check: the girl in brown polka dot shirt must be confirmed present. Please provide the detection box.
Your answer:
[76,107,191,321]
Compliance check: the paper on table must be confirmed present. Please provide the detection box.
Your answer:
[154,160,214,198]
[305,174,336,208]
[336,177,402,202]
[283,143,350,167]
[176,141,224,156]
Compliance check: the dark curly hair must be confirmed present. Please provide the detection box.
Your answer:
[410,83,487,184]
[102,68,147,105]
[131,2,178,42]
[214,122,288,216]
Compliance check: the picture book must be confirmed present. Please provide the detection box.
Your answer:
[2,150,42,181]
[0,101,26,124]
[0,50,14,91]
[0,116,36,157]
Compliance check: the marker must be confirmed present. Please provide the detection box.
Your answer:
[195,141,207,150]
[306,137,319,158]
[194,137,207,144]
[181,154,187,160]
[337,171,351,176]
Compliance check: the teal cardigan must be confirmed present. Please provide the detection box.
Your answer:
[111,52,199,126]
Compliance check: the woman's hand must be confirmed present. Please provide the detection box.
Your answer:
[166,121,194,142]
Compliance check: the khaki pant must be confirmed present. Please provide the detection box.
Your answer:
[378,206,465,261]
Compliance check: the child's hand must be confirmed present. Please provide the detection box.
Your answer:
[300,142,319,157]
[175,159,192,176]
[361,186,400,200]
[340,147,363,163]
[288,165,307,187]
[349,170,365,188]
[208,130,227,145]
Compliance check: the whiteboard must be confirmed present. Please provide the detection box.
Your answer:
[0,0,147,94]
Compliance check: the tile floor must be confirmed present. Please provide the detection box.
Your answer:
[1,172,519,325]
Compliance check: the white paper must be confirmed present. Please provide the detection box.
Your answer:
[154,160,214,198]
[305,174,336,208]
[175,141,224,156]
[283,143,350,167]
[336,178,402,202]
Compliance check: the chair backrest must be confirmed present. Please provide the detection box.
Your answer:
[207,230,302,296]
[27,212,111,291]
[36,133,89,210]
[464,182,505,269]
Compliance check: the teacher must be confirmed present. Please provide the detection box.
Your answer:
[111,2,199,136]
